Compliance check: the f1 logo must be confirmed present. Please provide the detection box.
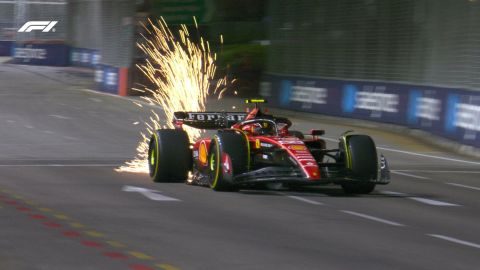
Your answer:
[18,21,58,32]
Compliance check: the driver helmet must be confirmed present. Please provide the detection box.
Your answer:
[242,121,275,135]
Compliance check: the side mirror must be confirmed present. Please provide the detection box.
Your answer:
[311,129,325,136]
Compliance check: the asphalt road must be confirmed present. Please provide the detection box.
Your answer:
[1,63,480,270]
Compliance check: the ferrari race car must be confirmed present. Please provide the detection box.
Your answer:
[148,99,390,194]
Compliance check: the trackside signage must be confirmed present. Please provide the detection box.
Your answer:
[276,79,329,110]
[71,47,101,68]
[262,74,480,148]
[13,43,69,66]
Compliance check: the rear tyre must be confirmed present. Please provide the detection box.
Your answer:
[341,134,378,194]
[208,130,249,191]
[148,129,191,183]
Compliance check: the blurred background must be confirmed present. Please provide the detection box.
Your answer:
[1,0,479,148]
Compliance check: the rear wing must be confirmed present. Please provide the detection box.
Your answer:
[173,111,248,129]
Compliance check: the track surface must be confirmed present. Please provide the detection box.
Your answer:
[1,64,480,270]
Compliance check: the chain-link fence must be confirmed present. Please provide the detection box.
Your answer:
[68,0,135,68]
[266,0,480,91]
[0,2,15,41]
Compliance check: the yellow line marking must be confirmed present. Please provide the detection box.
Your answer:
[24,200,36,206]
[156,263,180,270]
[54,214,70,220]
[38,207,54,212]
[84,230,105,238]
[12,195,24,200]
[106,240,126,248]
[128,251,154,260]
[69,222,85,228]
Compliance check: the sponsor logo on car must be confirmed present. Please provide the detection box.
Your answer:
[260,142,273,148]
[186,112,246,122]
[289,145,306,151]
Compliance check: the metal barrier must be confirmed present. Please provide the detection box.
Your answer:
[263,0,480,149]
[261,74,480,149]
[68,0,135,95]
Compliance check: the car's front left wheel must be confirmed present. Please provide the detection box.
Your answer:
[208,130,249,191]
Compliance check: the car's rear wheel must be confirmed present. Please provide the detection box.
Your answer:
[340,134,378,194]
[148,129,191,183]
[208,130,249,191]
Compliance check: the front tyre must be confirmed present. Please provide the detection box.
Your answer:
[341,182,376,195]
[340,134,378,194]
[148,129,191,183]
[208,130,249,191]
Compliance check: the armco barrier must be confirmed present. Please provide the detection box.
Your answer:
[13,43,69,66]
[260,74,480,148]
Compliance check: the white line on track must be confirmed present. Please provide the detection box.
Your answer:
[391,170,430,179]
[122,185,180,201]
[394,170,480,174]
[49,114,70,120]
[446,182,480,191]
[321,136,480,165]
[410,197,460,206]
[428,234,480,249]
[275,192,324,205]
[0,164,120,167]
[284,195,324,205]
[341,210,405,226]
[380,191,460,206]
[24,125,34,129]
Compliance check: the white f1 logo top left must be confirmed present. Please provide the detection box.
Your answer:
[18,21,58,32]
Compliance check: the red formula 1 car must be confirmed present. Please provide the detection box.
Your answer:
[148,99,390,194]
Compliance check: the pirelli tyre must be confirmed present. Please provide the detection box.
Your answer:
[340,134,378,194]
[148,129,191,183]
[208,130,249,191]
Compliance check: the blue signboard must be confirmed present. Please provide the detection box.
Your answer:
[13,43,70,66]
[262,74,480,148]
[95,64,119,94]
[71,47,100,68]
[0,41,13,56]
